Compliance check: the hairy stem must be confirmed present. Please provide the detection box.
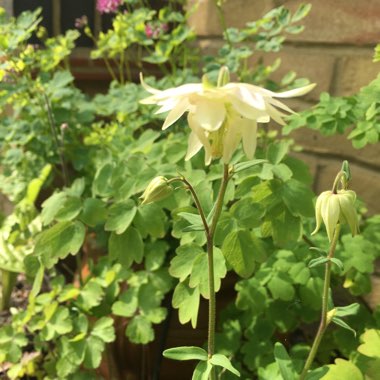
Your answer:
[208,164,230,380]
[300,224,341,380]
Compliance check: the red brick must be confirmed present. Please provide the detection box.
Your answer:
[187,0,275,36]
[276,0,380,45]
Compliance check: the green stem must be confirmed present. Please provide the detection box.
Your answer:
[208,164,230,380]
[180,178,210,236]
[0,270,17,311]
[300,224,341,380]
[212,0,232,48]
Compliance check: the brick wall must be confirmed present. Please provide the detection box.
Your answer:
[188,0,380,214]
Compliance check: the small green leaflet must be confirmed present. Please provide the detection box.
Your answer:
[273,342,297,380]
[163,346,208,361]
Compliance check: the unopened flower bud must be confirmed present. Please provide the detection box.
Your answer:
[139,176,173,205]
[312,190,359,242]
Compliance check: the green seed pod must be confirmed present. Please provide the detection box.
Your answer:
[312,190,359,242]
[139,176,173,205]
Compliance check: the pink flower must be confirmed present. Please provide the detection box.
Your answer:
[145,24,154,39]
[96,0,122,14]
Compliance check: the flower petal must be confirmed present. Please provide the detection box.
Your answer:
[323,194,340,242]
[185,131,203,161]
[338,193,359,236]
[225,83,266,110]
[229,97,269,120]
[222,120,242,163]
[192,99,226,132]
[241,118,257,159]
[188,113,212,165]
[271,83,316,98]
[162,97,190,130]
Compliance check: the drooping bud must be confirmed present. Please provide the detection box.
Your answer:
[139,176,173,205]
[312,190,359,242]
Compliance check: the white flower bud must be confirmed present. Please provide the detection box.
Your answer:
[312,190,359,242]
[139,176,173,205]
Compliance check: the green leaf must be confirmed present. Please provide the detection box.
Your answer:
[210,354,240,377]
[272,163,293,182]
[291,3,312,22]
[222,230,256,278]
[267,273,295,301]
[169,244,204,282]
[41,306,73,341]
[105,200,137,234]
[267,141,290,165]
[91,317,115,343]
[189,247,226,298]
[163,346,208,361]
[273,342,297,380]
[281,179,314,217]
[109,226,143,268]
[92,162,114,197]
[134,203,167,238]
[126,315,154,344]
[272,210,302,246]
[330,258,344,271]
[309,257,329,268]
[335,303,360,318]
[41,192,67,225]
[172,281,200,328]
[178,212,203,226]
[80,198,107,227]
[230,198,265,229]
[83,336,105,369]
[320,359,363,380]
[55,196,83,222]
[192,361,213,380]
[77,280,103,310]
[112,289,138,318]
[358,329,380,358]
[29,263,44,301]
[331,317,356,336]
[233,159,266,173]
[34,221,86,268]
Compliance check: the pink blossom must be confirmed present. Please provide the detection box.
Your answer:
[96,0,122,14]
[145,24,154,39]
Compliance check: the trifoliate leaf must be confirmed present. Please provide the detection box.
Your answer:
[169,244,203,282]
[104,200,137,234]
[91,317,115,343]
[267,273,295,301]
[34,221,86,268]
[222,230,256,278]
[80,198,107,227]
[189,247,226,298]
[172,281,200,328]
[358,329,380,358]
[319,359,363,380]
[108,226,143,268]
[126,315,154,344]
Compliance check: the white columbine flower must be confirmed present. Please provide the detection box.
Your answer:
[312,190,359,242]
[140,69,315,164]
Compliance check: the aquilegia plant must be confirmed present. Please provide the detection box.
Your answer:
[299,161,359,380]
[140,66,314,379]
